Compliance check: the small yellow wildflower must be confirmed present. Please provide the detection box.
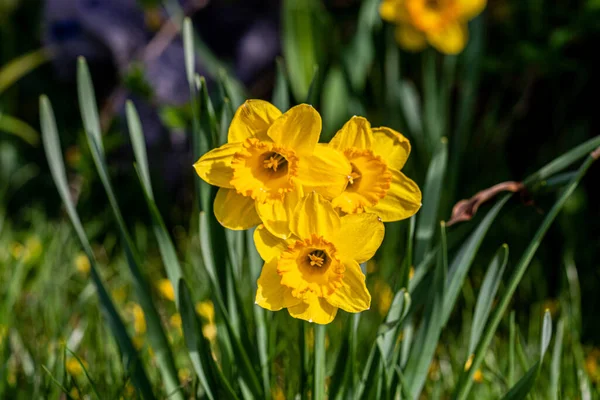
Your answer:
[131,303,146,334]
[380,0,486,54]
[473,369,484,383]
[66,357,88,377]
[372,279,394,316]
[196,301,217,341]
[69,388,81,399]
[464,353,474,370]
[272,386,286,400]
[586,348,600,384]
[194,100,351,238]
[157,279,175,302]
[170,313,182,330]
[254,192,384,324]
[328,117,421,222]
[196,301,215,322]
[74,253,91,275]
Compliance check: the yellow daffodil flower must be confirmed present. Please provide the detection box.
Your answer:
[328,116,421,221]
[380,0,486,54]
[254,192,384,324]
[194,100,351,238]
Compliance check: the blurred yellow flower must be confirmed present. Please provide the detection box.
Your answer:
[473,369,484,383]
[380,0,486,54]
[254,192,384,324]
[586,348,600,384]
[66,357,88,377]
[272,386,286,400]
[74,252,91,275]
[170,313,182,330]
[372,279,394,316]
[194,100,351,238]
[196,301,217,341]
[328,117,421,222]
[130,303,146,334]
[157,279,175,301]
[196,301,215,322]
[69,388,81,399]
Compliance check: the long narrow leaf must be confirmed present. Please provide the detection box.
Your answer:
[40,95,155,399]
[468,245,509,354]
[415,138,448,264]
[77,59,182,399]
[501,311,553,400]
[455,148,598,400]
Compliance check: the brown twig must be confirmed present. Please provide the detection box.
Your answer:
[446,181,525,227]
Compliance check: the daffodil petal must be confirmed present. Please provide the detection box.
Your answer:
[296,144,352,199]
[369,169,422,222]
[395,25,428,52]
[214,188,261,230]
[228,99,281,143]
[427,23,468,55]
[457,0,486,20]
[333,213,385,264]
[267,104,321,156]
[329,116,373,151]
[253,224,295,262]
[193,143,242,188]
[256,259,302,311]
[291,192,341,240]
[256,185,303,239]
[326,260,371,313]
[371,127,411,170]
[287,293,338,324]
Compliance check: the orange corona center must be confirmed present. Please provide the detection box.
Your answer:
[332,148,392,214]
[277,234,344,298]
[406,0,459,31]
[230,138,298,203]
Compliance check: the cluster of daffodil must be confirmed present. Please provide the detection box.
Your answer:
[380,0,486,54]
[194,100,422,324]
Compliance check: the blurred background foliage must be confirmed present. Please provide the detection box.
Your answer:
[1,0,600,398]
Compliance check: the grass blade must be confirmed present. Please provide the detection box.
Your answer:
[404,222,447,398]
[414,137,448,264]
[272,58,290,112]
[40,95,155,399]
[0,113,40,146]
[77,59,182,399]
[501,310,552,400]
[442,194,511,326]
[0,47,51,95]
[550,319,564,400]
[468,244,509,354]
[179,280,238,400]
[455,148,599,400]
[126,101,152,198]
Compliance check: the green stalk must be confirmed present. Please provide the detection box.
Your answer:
[454,147,599,400]
[314,324,326,400]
